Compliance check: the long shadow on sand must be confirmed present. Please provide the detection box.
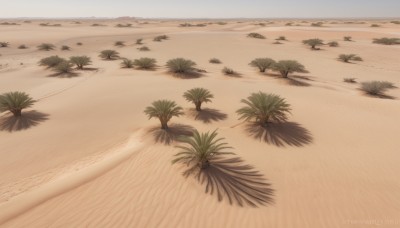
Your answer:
[187,108,228,124]
[266,73,311,87]
[147,124,195,145]
[169,71,204,79]
[245,122,313,147]
[48,72,80,78]
[184,156,274,207]
[0,111,49,132]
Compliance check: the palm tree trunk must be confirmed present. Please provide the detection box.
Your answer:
[195,102,202,111]
[200,160,210,169]
[160,120,168,130]
[11,109,22,117]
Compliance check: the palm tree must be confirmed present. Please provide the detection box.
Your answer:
[99,50,120,60]
[272,60,307,78]
[183,88,214,111]
[249,58,276,72]
[166,58,196,74]
[236,92,291,126]
[133,58,157,70]
[0,91,36,117]
[144,100,184,130]
[302,38,324,50]
[69,56,92,69]
[172,130,233,170]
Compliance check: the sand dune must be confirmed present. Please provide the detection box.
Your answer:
[1,20,400,227]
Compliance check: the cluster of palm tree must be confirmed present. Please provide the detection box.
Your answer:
[145,89,291,173]
[249,58,308,78]
[39,55,92,74]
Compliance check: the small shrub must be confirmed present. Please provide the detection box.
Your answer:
[116,23,132,28]
[114,41,125,46]
[360,81,394,96]
[371,24,380,27]
[91,23,105,27]
[166,58,196,74]
[285,22,293,26]
[222,67,236,75]
[99,50,120,60]
[133,58,157,70]
[69,56,92,69]
[372,37,400,45]
[311,22,323,27]
[209,58,222,64]
[37,43,56,51]
[276,36,286,41]
[39,56,66,68]
[343,36,352,41]
[136,38,143,44]
[154,35,169,42]
[390,21,400,25]
[18,44,28,49]
[76,42,83,46]
[61,45,70,51]
[0,42,10,47]
[121,59,134,68]
[0,22,19,26]
[343,78,357,83]
[247,33,266,39]
[328,41,339,47]
[338,54,363,63]
[138,46,150,51]
[249,58,276,72]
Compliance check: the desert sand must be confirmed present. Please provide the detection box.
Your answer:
[1,19,400,228]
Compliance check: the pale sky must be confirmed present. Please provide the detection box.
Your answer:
[0,0,399,18]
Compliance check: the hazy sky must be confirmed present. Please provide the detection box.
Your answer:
[0,0,399,18]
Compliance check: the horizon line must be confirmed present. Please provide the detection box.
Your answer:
[1,16,400,20]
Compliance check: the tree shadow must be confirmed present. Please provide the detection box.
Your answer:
[362,92,396,100]
[147,123,195,145]
[187,108,228,124]
[169,71,204,79]
[184,156,274,207]
[0,111,49,132]
[285,77,311,87]
[48,72,79,78]
[224,72,242,78]
[245,122,313,147]
[266,73,311,87]
[80,67,99,72]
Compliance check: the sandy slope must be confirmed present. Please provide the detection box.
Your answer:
[1,19,400,228]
